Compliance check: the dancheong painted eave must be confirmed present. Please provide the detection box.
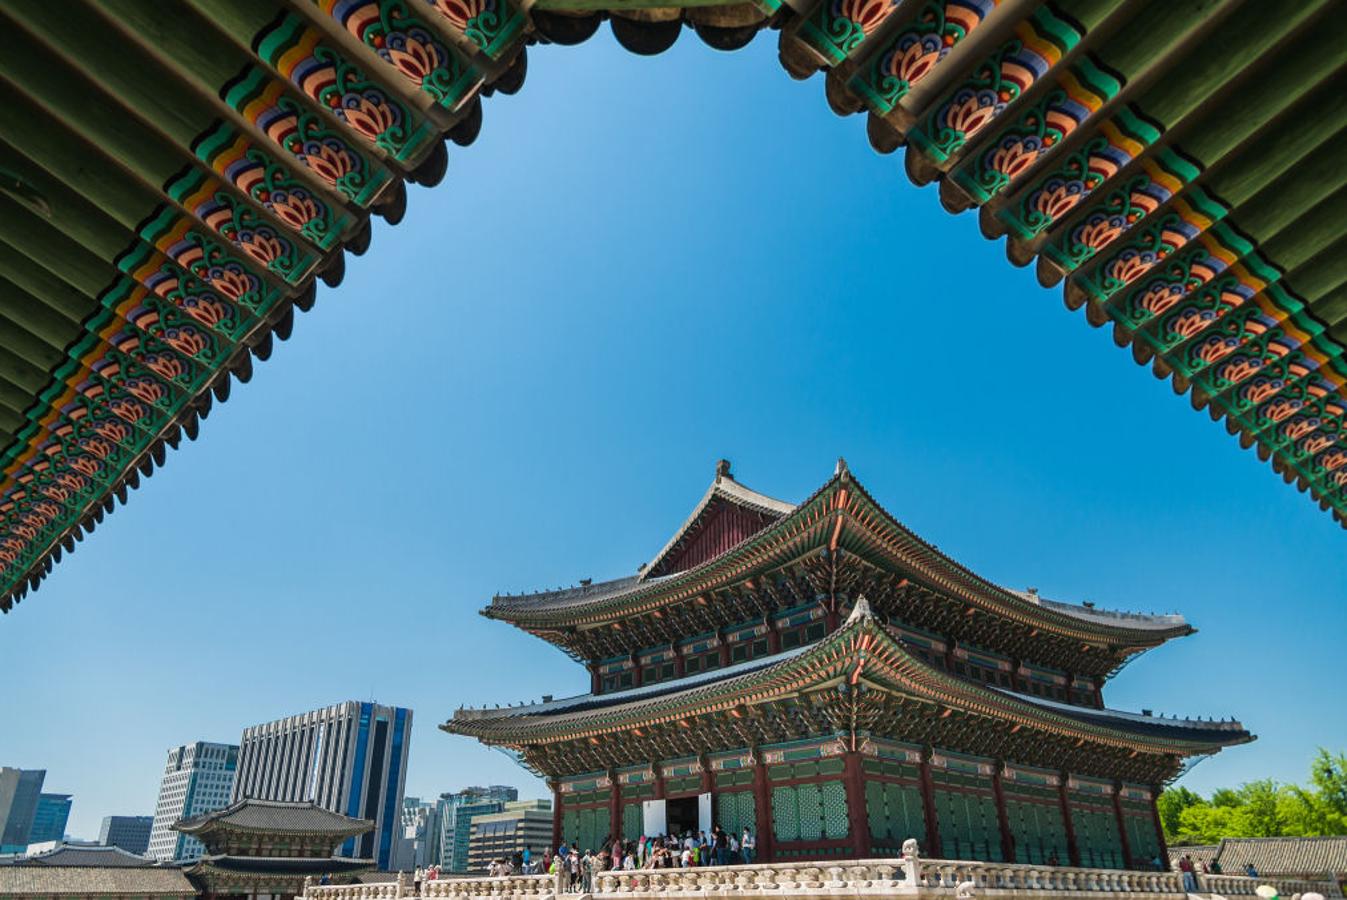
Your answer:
[3,0,1347,616]
[482,460,1193,678]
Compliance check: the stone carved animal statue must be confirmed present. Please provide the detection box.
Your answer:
[956,880,977,899]
[902,838,920,859]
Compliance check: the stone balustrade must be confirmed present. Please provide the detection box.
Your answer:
[302,858,1340,900]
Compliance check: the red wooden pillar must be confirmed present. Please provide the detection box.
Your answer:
[551,780,563,852]
[919,748,942,858]
[654,764,666,801]
[752,752,774,862]
[943,639,957,674]
[992,763,1015,863]
[590,664,602,695]
[1093,678,1105,709]
[1058,774,1080,867]
[609,771,622,848]
[766,614,781,655]
[1112,782,1134,869]
[718,631,731,669]
[630,653,643,689]
[843,750,871,859]
[673,644,685,678]
[1150,786,1169,870]
[1009,659,1023,693]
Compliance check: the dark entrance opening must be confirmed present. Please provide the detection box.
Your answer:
[666,796,699,837]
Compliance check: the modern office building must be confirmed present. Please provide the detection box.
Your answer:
[393,797,433,871]
[427,785,518,872]
[99,815,153,855]
[0,768,45,853]
[466,800,552,873]
[147,742,238,862]
[28,793,71,844]
[232,701,412,870]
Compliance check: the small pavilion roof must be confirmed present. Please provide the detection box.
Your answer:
[485,462,1192,646]
[448,599,1250,763]
[173,799,371,838]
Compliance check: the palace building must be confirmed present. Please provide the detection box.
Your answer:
[444,461,1252,868]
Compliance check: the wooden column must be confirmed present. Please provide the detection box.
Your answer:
[654,763,665,801]
[590,664,602,695]
[609,772,622,848]
[699,755,715,801]
[919,748,942,858]
[766,614,781,655]
[1058,775,1080,867]
[1150,786,1170,870]
[1112,782,1133,869]
[943,639,957,673]
[843,750,871,859]
[752,752,774,862]
[630,653,643,688]
[551,780,563,852]
[717,631,731,669]
[673,644,685,678]
[1009,659,1024,692]
[1093,678,1105,709]
[992,763,1015,863]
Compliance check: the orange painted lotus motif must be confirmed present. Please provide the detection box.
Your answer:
[94,420,131,443]
[210,268,254,301]
[837,0,895,34]
[41,485,70,503]
[944,91,998,139]
[163,328,209,359]
[1166,308,1216,341]
[124,379,166,405]
[431,0,490,30]
[143,354,188,382]
[304,143,357,187]
[1302,434,1335,456]
[1322,449,1347,472]
[270,192,321,232]
[1215,356,1263,384]
[886,35,942,86]
[182,297,230,330]
[1262,398,1301,423]
[1075,216,1123,254]
[1106,251,1155,287]
[1242,378,1284,406]
[385,34,441,87]
[986,140,1040,183]
[1282,417,1317,441]
[239,231,286,268]
[1194,336,1241,366]
[343,95,398,142]
[1032,180,1086,223]
[109,398,149,424]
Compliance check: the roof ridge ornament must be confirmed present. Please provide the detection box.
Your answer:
[715,458,732,481]
[845,595,874,625]
[835,456,849,478]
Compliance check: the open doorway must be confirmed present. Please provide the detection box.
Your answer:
[666,796,699,836]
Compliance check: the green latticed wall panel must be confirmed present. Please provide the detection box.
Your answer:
[622,802,642,842]
[715,790,756,836]
[771,781,849,842]
[1005,797,1068,864]
[1071,805,1124,868]
[865,780,926,850]
[934,790,1004,861]
[1123,813,1161,865]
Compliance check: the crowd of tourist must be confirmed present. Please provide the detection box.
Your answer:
[477,826,757,890]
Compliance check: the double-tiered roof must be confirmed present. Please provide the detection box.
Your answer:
[449,461,1250,786]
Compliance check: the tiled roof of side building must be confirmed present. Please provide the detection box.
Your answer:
[1168,845,1220,869]
[174,798,372,837]
[18,844,156,867]
[0,865,196,895]
[1215,837,1347,876]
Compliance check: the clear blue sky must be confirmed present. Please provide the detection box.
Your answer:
[5,33,1344,842]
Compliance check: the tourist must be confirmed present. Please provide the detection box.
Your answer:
[715,826,729,866]
[581,849,594,892]
[1245,863,1257,878]
[569,848,581,891]
[1179,854,1197,892]
[729,831,740,864]
[1210,861,1222,875]
[1047,852,1060,867]
[741,828,754,864]
[414,866,423,894]
[319,873,331,886]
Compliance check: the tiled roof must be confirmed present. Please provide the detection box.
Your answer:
[192,855,373,875]
[1217,837,1347,876]
[174,798,372,836]
[1169,845,1220,869]
[0,865,195,895]
[17,843,155,867]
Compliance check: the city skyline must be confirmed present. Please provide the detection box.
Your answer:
[4,34,1345,842]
